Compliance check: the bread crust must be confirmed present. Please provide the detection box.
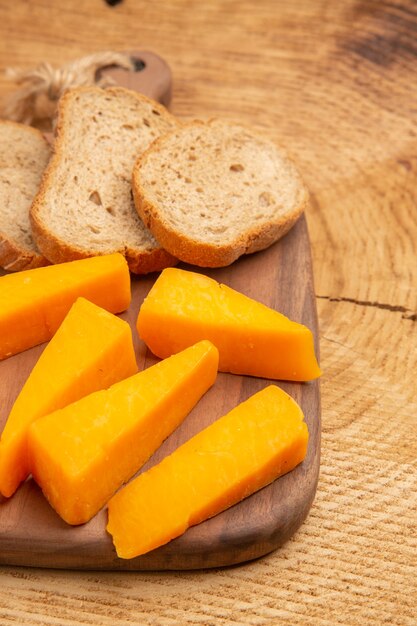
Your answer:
[30,212,176,273]
[0,121,49,272]
[30,87,178,274]
[134,186,306,267]
[132,119,309,268]
[0,234,49,272]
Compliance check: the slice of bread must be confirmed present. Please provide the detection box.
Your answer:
[30,87,179,274]
[0,121,50,272]
[132,119,309,267]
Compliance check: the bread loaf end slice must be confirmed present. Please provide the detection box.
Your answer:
[0,121,50,272]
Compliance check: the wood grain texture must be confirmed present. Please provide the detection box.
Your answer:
[0,216,320,570]
[0,0,416,624]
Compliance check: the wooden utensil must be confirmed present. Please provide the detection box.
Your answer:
[0,53,320,569]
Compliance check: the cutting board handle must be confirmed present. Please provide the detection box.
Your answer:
[101,50,172,106]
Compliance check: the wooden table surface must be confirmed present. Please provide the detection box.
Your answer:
[0,1,415,624]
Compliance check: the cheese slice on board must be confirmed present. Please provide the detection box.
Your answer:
[0,252,131,360]
[0,297,137,498]
[28,340,219,525]
[137,267,321,381]
[106,384,309,559]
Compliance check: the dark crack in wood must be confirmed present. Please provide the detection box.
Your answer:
[316,295,416,321]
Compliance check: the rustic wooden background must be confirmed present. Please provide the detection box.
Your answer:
[0,0,416,624]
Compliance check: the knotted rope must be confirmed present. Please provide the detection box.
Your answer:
[1,51,134,127]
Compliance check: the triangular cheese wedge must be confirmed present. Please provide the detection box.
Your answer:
[107,385,308,559]
[137,268,321,381]
[28,340,219,525]
[0,252,131,360]
[0,297,137,497]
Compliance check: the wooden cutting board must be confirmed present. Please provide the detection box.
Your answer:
[0,53,321,570]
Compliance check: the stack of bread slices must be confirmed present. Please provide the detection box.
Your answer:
[0,86,308,274]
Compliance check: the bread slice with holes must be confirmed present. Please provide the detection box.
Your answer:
[132,119,309,267]
[30,87,179,273]
[0,121,50,272]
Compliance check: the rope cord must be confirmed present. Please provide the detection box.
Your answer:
[1,51,134,125]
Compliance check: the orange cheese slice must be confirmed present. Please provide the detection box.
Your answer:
[0,252,131,360]
[137,267,321,381]
[28,340,219,525]
[0,297,137,498]
[106,384,309,559]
